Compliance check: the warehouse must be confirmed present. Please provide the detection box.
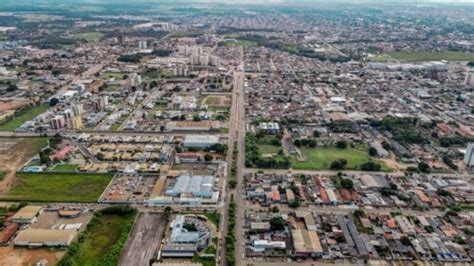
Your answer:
[165,174,215,198]
[12,205,43,224]
[183,135,219,148]
[291,229,323,257]
[14,229,76,247]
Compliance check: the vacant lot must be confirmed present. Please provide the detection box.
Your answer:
[0,172,113,202]
[202,95,231,107]
[292,147,388,171]
[0,104,49,131]
[119,212,165,266]
[0,245,65,266]
[0,137,47,193]
[59,207,137,266]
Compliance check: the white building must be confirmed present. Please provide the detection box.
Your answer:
[183,135,219,148]
[464,143,474,171]
[138,40,147,50]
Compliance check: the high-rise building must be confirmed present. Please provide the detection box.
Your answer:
[73,103,83,116]
[130,73,142,86]
[50,115,66,130]
[465,71,474,86]
[71,116,83,130]
[209,55,220,67]
[138,40,147,50]
[464,143,474,171]
[93,96,108,112]
[63,109,74,122]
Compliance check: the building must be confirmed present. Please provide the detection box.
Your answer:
[465,71,474,86]
[183,135,219,148]
[50,115,66,130]
[71,116,83,130]
[138,40,147,50]
[291,229,323,257]
[12,206,43,224]
[258,122,280,134]
[73,103,83,116]
[464,143,474,171]
[165,174,215,198]
[130,73,142,86]
[14,229,75,247]
[161,215,211,258]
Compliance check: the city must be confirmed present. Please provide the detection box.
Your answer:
[0,0,473,265]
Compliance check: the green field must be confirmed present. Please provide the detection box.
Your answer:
[370,52,474,62]
[52,164,79,171]
[59,207,137,266]
[291,147,388,171]
[100,72,127,80]
[193,245,217,266]
[221,39,257,47]
[72,32,104,43]
[0,104,49,131]
[0,172,113,202]
[258,144,280,155]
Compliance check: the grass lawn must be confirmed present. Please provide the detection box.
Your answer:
[371,52,474,62]
[52,164,79,171]
[193,245,216,266]
[59,207,137,266]
[258,144,280,155]
[0,104,49,131]
[0,172,113,202]
[221,39,257,47]
[292,147,389,171]
[72,32,104,43]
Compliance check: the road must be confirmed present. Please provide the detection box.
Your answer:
[118,212,165,266]
[218,47,246,266]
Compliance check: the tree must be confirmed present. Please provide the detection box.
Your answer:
[437,188,451,197]
[204,154,213,161]
[6,84,18,92]
[341,178,354,189]
[96,152,105,161]
[418,161,430,173]
[368,147,378,157]
[330,159,347,170]
[335,140,348,149]
[360,161,382,171]
[288,200,300,208]
[269,216,286,231]
[39,150,50,165]
[313,130,321,138]
[400,236,411,246]
[49,97,60,106]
